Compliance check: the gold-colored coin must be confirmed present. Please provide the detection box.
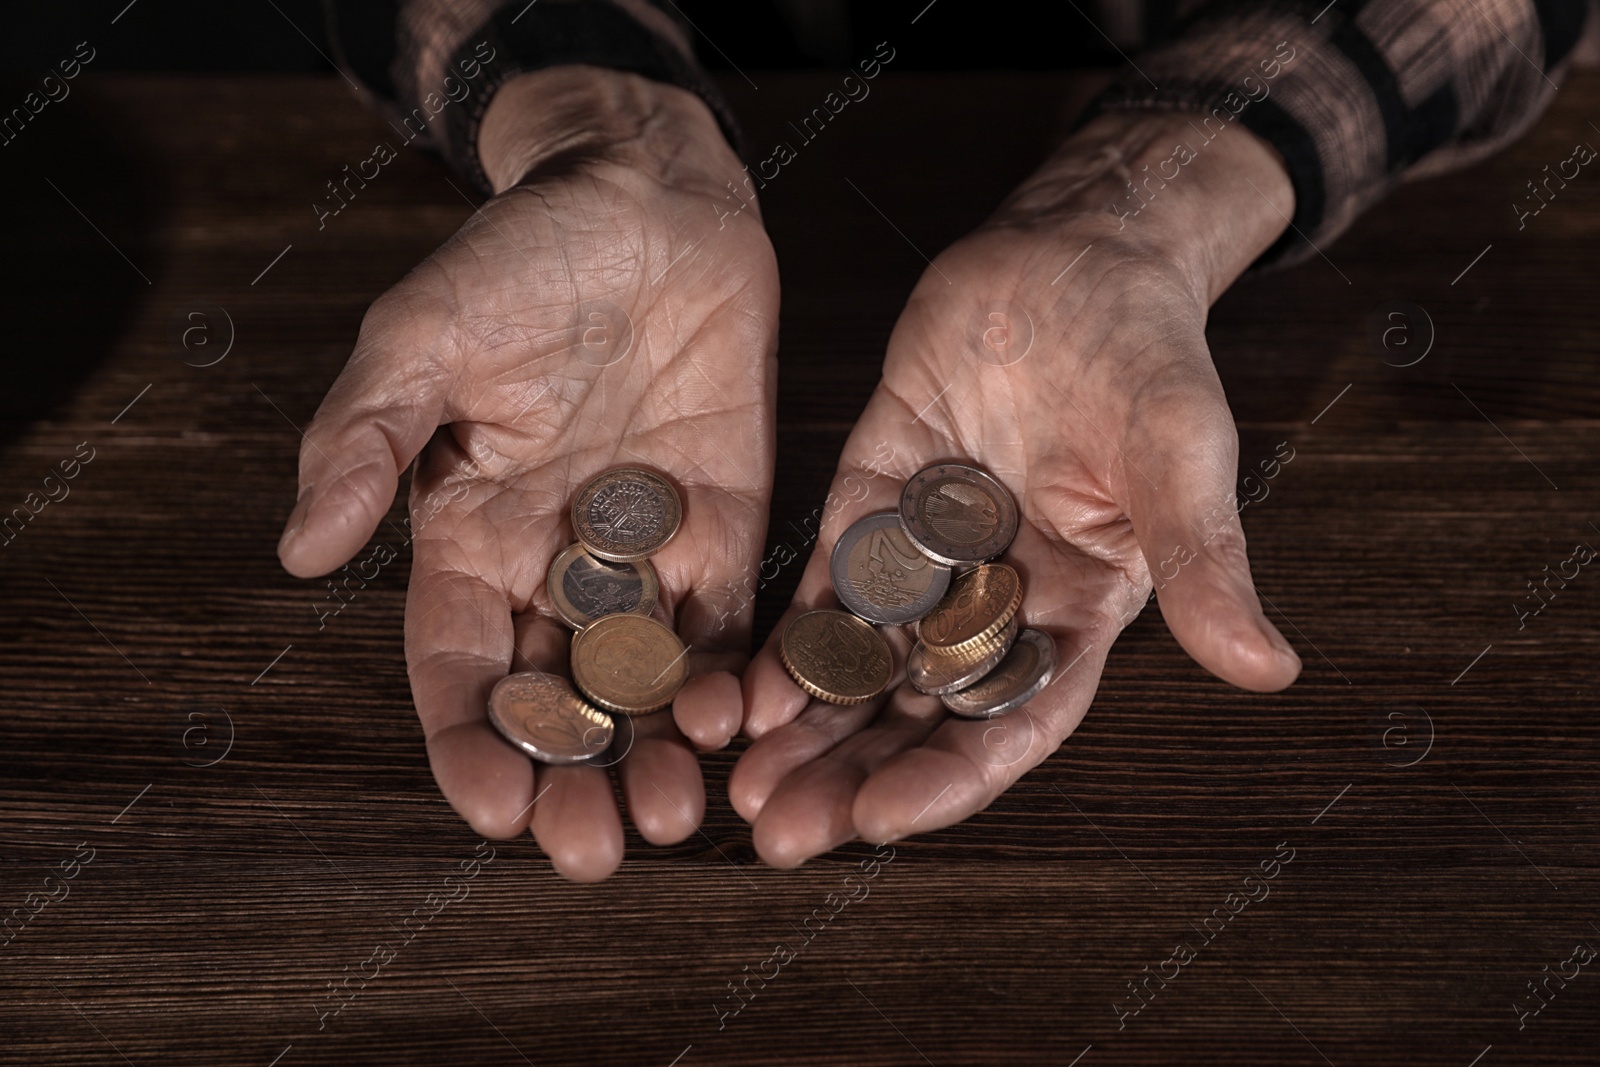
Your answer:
[928,613,1020,668]
[917,563,1022,658]
[778,609,893,705]
[907,616,1019,696]
[571,467,682,563]
[569,613,688,715]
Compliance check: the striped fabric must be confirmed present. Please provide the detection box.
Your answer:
[1087,0,1593,263]
[325,0,1594,266]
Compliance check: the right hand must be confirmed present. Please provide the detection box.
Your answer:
[276,68,779,881]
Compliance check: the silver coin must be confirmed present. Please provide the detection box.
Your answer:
[547,542,658,630]
[907,616,1019,695]
[487,672,615,764]
[940,628,1056,719]
[899,463,1018,566]
[829,511,951,624]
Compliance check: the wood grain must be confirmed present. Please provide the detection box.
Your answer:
[0,68,1596,1066]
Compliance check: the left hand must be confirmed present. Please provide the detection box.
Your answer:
[731,111,1305,866]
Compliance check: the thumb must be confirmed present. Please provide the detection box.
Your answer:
[277,292,454,578]
[1120,358,1301,692]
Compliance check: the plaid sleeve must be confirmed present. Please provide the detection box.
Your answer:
[323,0,739,194]
[1084,0,1593,267]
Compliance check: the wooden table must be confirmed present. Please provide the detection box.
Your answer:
[1,68,1596,1066]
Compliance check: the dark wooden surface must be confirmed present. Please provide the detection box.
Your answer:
[1,66,1598,1066]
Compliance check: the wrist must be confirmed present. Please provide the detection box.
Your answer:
[477,65,736,194]
[990,110,1294,303]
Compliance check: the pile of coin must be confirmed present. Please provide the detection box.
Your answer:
[487,467,689,765]
[780,462,1057,719]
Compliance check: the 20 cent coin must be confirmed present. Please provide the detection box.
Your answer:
[918,563,1022,657]
[907,615,1019,696]
[941,629,1057,718]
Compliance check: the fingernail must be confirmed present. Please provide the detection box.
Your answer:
[1267,627,1300,667]
[281,485,314,548]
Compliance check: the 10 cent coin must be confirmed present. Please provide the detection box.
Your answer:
[572,467,683,563]
[488,672,616,763]
[829,511,950,624]
[899,462,1018,566]
[570,613,689,715]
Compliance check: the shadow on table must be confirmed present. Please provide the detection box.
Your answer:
[0,75,156,451]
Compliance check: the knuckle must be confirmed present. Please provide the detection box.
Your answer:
[1202,520,1253,572]
[358,281,455,360]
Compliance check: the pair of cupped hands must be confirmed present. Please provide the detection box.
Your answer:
[276,68,1304,881]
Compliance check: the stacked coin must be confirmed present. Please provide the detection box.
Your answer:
[780,461,1056,718]
[488,467,689,765]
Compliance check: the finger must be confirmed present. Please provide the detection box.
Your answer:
[506,604,628,880]
[404,559,536,841]
[727,698,881,824]
[529,763,625,882]
[742,602,828,740]
[749,691,946,867]
[673,670,743,751]
[1119,353,1301,691]
[853,630,1110,844]
[661,487,768,752]
[279,285,455,578]
[616,713,705,845]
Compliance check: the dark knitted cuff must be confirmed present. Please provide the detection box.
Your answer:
[438,1,741,195]
[1078,5,1331,270]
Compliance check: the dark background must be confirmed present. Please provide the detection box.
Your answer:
[0,0,1117,71]
[4,7,1596,1066]
[0,0,1115,457]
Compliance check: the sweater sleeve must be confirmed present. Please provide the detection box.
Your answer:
[1083,0,1593,266]
[322,0,739,194]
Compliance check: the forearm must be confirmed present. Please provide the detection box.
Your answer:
[990,110,1294,306]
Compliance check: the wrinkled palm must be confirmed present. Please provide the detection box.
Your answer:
[733,224,1300,866]
[279,159,778,881]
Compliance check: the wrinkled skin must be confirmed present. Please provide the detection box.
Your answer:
[733,114,1304,866]
[278,85,779,881]
[279,73,1304,880]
